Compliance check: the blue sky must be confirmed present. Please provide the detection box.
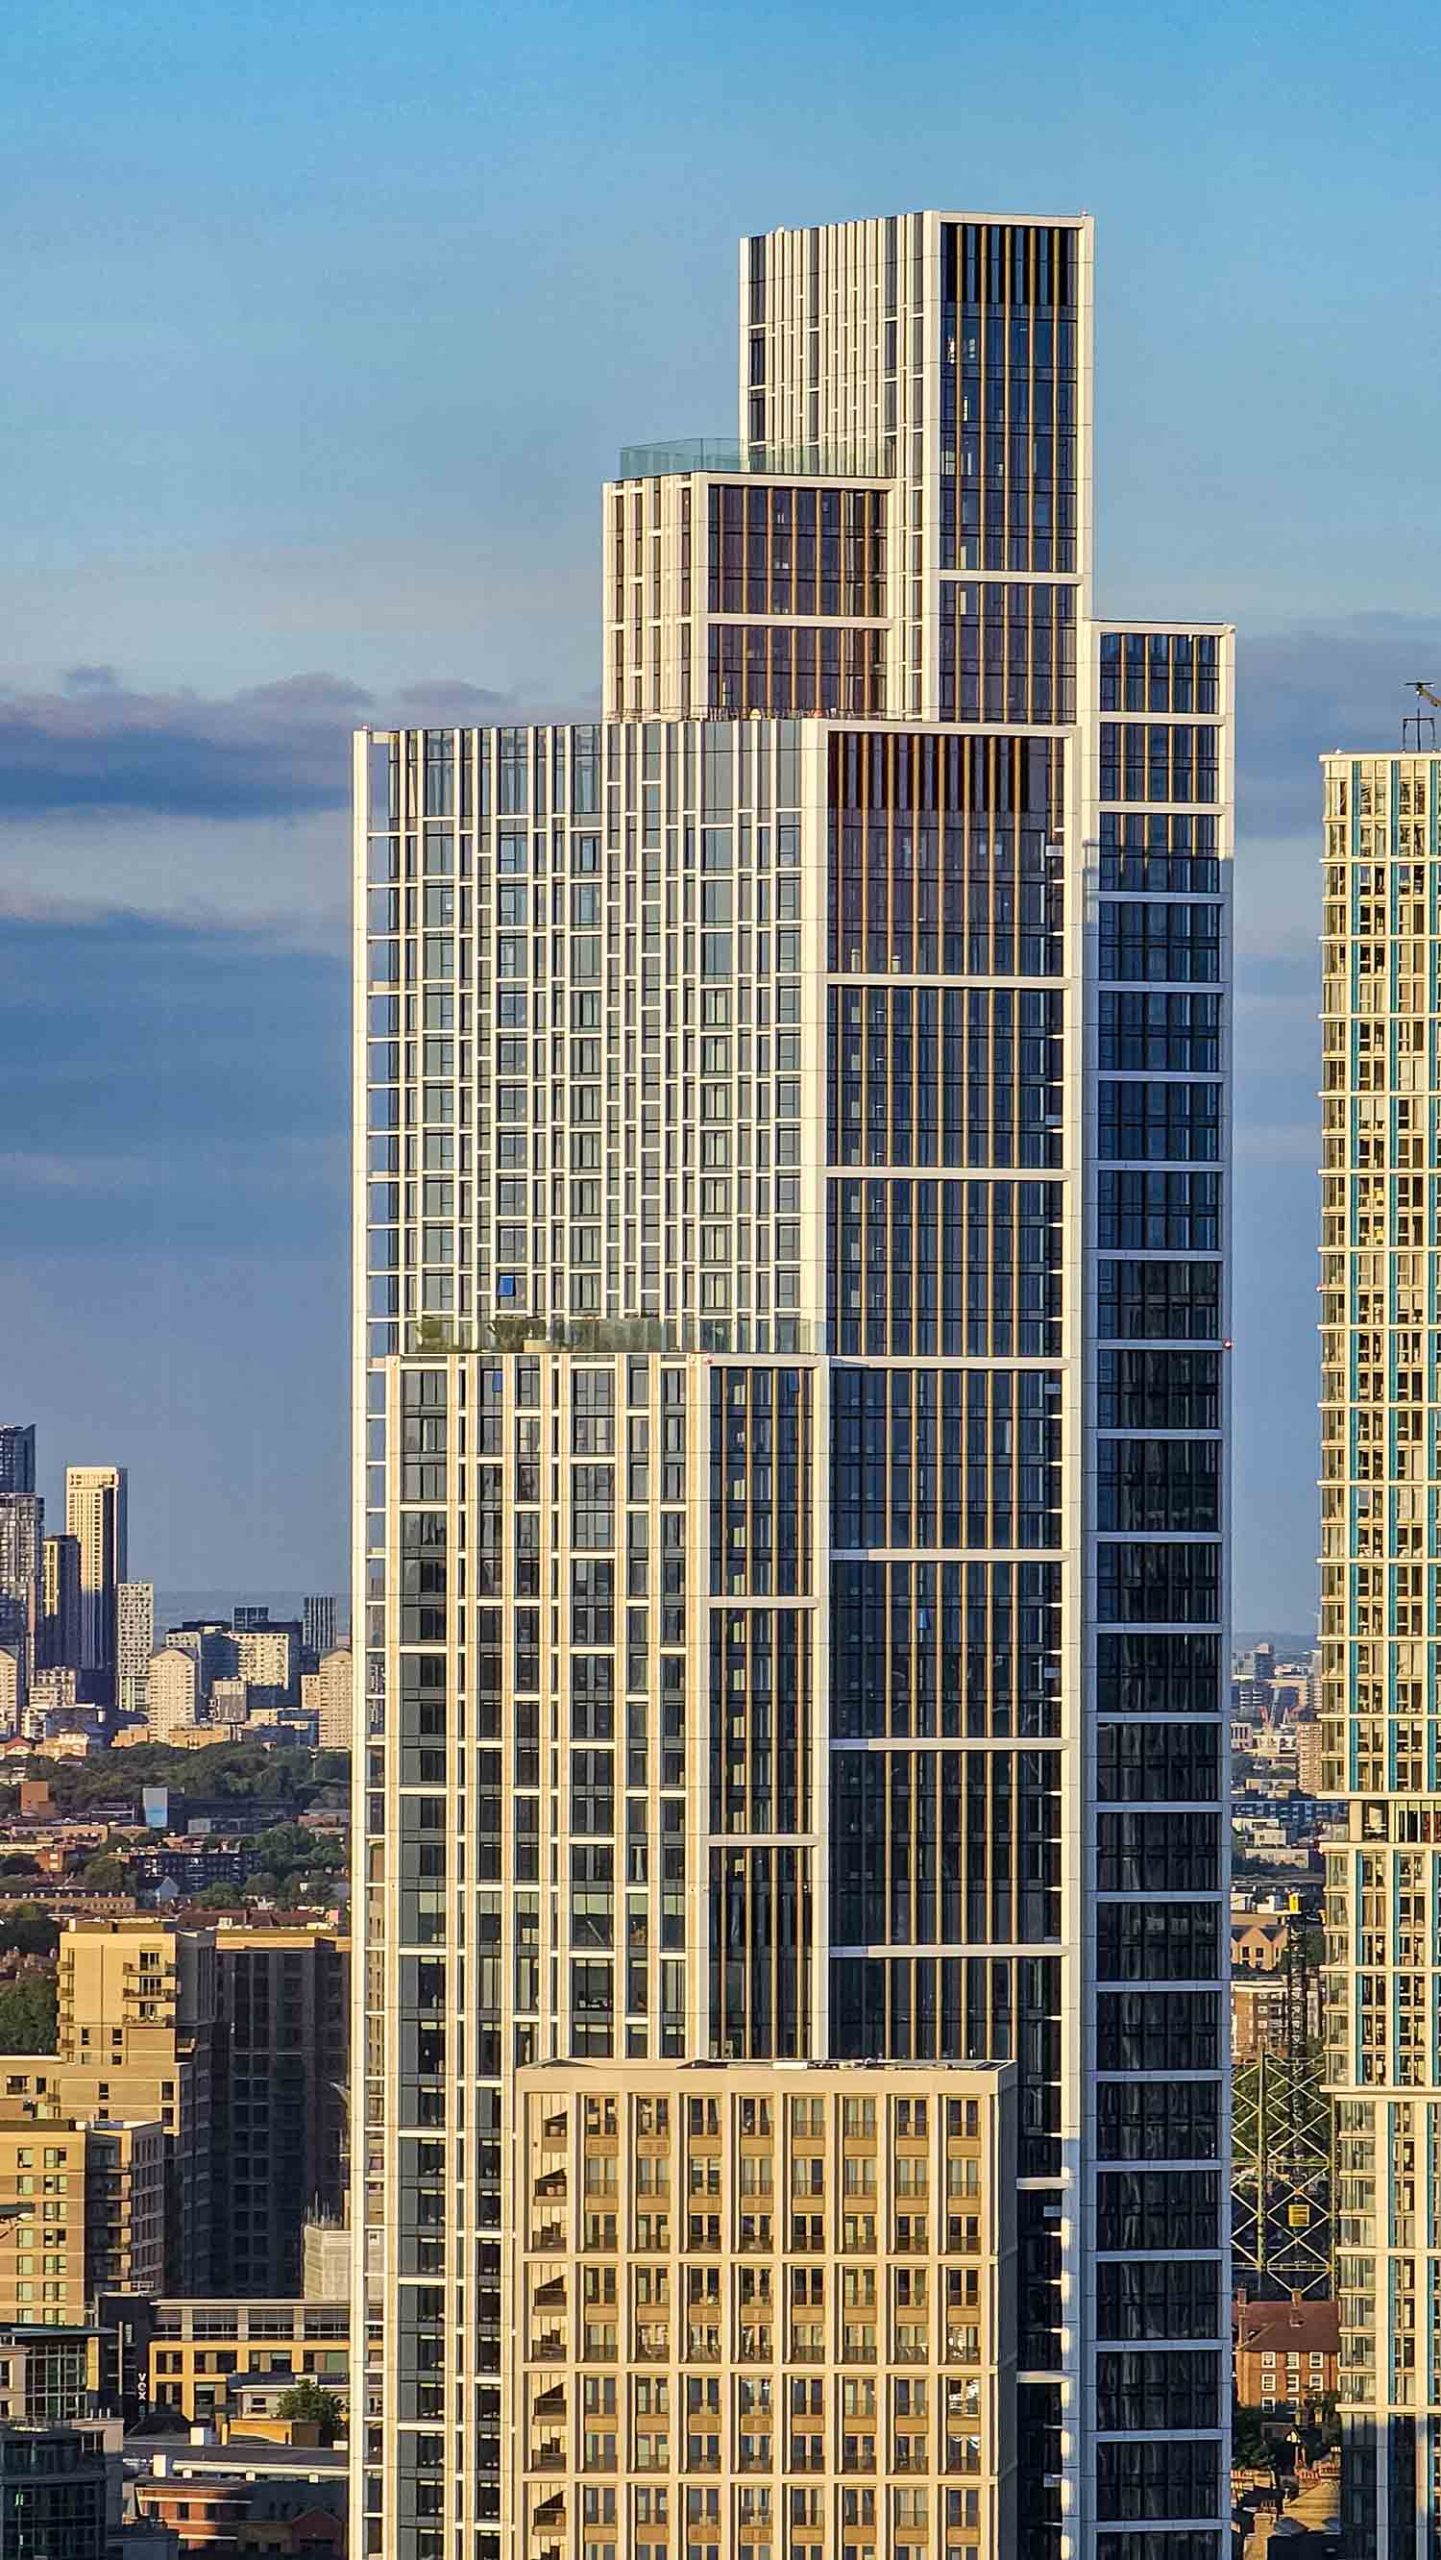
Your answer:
[2,0,1439,1612]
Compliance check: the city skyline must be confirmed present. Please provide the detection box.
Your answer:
[1,10,1433,2548]
[3,3,1441,1615]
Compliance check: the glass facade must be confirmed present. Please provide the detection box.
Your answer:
[354,210,1233,2560]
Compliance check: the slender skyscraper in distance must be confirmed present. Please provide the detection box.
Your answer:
[116,1580,155,1718]
[353,211,1235,2560]
[304,1593,339,1662]
[40,1534,82,1673]
[65,1464,128,1704]
[0,1428,35,1496]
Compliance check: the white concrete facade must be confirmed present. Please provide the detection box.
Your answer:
[352,212,1234,2560]
[1321,750,1441,2552]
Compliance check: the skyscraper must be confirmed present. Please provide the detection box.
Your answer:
[1321,747,1441,2553]
[354,211,1234,2560]
[117,1580,155,1718]
[0,1427,35,1495]
[304,1594,340,1662]
[0,1492,43,1706]
[41,1534,82,1672]
[65,1465,127,1701]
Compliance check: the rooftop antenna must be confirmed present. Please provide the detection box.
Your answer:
[1402,682,1440,751]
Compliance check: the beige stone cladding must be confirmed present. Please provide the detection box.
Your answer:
[509,2061,1015,2560]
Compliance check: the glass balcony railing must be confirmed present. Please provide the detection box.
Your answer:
[619,438,743,476]
[618,437,888,482]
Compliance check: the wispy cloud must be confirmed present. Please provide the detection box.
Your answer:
[0,668,601,939]
[0,1149,158,1194]
[0,670,509,820]
[1240,612,1441,839]
[0,1130,342,1204]
[1235,611,1441,963]
[0,614,1425,947]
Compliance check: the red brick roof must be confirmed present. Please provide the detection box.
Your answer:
[1235,2298,1339,2356]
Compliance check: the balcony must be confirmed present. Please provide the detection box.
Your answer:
[617,438,888,482]
[404,1314,823,1358]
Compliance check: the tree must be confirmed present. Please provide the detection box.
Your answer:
[0,1906,59,1961]
[78,1853,129,1892]
[275,2379,343,2443]
[1232,2403,1275,2470]
[2,1740,341,1822]
[0,1973,57,2054]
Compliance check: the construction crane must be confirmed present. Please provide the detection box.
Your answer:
[1403,682,1441,749]
[1232,1916,1332,2300]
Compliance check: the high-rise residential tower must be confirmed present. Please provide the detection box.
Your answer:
[147,1645,199,1742]
[0,1492,44,1707]
[65,1464,127,1701]
[209,1922,350,2293]
[117,1579,155,1717]
[305,1593,340,1662]
[303,1643,354,1749]
[1320,747,1441,2553]
[0,1427,35,1495]
[354,213,1234,2560]
[41,1533,83,1672]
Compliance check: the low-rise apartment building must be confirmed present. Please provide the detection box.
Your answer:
[148,2297,348,2424]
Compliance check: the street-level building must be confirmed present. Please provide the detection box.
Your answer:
[147,2297,348,2425]
[1233,2295,1339,2417]
[0,2421,114,2558]
[0,2326,102,2424]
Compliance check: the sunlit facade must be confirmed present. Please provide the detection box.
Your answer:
[1321,750,1441,2554]
[352,212,1235,2560]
